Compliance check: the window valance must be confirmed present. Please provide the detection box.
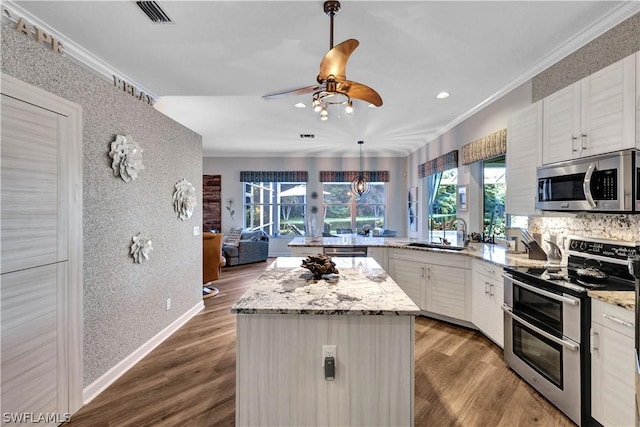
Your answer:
[460,128,507,165]
[418,150,458,178]
[240,171,308,182]
[319,171,390,182]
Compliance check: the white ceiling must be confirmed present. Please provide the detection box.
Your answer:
[11,1,636,157]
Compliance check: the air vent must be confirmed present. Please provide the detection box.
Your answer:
[136,1,173,24]
[300,134,315,139]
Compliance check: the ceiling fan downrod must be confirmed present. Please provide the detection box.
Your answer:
[323,0,341,50]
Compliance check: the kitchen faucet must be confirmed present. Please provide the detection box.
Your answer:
[455,218,469,247]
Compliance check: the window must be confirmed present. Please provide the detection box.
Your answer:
[426,168,458,243]
[322,182,386,233]
[243,182,306,236]
[483,155,506,238]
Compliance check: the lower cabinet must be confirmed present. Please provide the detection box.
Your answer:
[368,247,388,271]
[388,257,425,310]
[471,260,504,347]
[590,298,635,427]
[388,249,471,322]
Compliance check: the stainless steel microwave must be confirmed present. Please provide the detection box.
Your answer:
[536,150,637,212]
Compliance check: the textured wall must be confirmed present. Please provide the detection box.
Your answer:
[1,24,203,386]
[532,13,640,102]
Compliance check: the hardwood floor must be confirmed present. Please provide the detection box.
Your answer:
[65,260,574,427]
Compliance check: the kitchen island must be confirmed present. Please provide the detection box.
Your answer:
[231,257,420,427]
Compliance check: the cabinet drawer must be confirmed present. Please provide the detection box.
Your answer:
[473,260,502,282]
[389,248,470,269]
[592,298,635,338]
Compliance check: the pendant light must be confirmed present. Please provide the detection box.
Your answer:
[351,140,369,197]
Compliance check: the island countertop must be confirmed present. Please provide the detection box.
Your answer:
[230,257,420,316]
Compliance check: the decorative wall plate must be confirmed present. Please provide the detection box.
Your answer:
[173,178,197,220]
[131,233,153,263]
[109,134,145,182]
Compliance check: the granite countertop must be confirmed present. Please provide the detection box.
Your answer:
[230,257,420,316]
[288,237,552,268]
[588,291,635,310]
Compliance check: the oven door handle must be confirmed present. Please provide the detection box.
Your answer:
[501,273,581,306]
[502,304,580,352]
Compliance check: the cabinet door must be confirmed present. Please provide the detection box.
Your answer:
[506,101,542,215]
[290,247,321,257]
[542,81,581,164]
[581,54,636,156]
[389,259,425,310]
[471,273,489,333]
[426,264,469,321]
[368,247,388,271]
[488,278,504,348]
[591,322,635,427]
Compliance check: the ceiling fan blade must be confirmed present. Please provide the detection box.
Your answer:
[338,80,383,107]
[262,84,320,100]
[318,39,359,83]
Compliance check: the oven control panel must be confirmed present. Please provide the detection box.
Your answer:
[568,237,637,262]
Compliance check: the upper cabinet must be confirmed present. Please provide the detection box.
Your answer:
[506,100,542,216]
[542,53,636,165]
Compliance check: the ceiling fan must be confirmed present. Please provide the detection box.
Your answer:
[262,0,383,120]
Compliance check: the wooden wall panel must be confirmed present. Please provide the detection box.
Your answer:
[203,174,221,232]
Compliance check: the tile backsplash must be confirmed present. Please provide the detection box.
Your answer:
[530,214,640,247]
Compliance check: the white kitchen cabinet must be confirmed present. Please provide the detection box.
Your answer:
[590,298,635,427]
[388,257,426,310]
[506,100,542,216]
[543,54,636,164]
[471,260,504,347]
[388,249,471,322]
[426,263,471,321]
[368,247,388,271]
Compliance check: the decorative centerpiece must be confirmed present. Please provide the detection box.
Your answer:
[301,254,339,279]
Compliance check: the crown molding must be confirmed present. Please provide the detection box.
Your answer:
[2,0,158,100]
[430,1,639,145]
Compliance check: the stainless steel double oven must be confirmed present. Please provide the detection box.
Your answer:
[503,236,637,426]
[502,272,583,425]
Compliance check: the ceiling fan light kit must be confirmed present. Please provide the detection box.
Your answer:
[262,0,382,121]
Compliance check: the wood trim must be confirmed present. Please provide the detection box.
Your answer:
[82,301,204,404]
[1,72,84,414]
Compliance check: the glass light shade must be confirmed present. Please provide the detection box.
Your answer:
[345,100,353,115]
[313,99,322,112]
[320,107,329,121]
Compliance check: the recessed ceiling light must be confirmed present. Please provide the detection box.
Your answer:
[294,102,306,109]
[436,91,450,99]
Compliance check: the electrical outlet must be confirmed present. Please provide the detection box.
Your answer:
[322,345,336,367]
[166,298,171,310]
[193,226,200,236]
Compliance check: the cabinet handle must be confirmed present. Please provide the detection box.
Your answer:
[489,283,495,297]
[484,282,490,295]
[483,267,495,274]
[590,329,598,353]
[427,267,431,280]
[580,133,587,151]
[603,313,633,328]
[571,135,578,152]
[421,266,425,278]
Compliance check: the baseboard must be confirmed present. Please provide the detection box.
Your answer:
[82,300,204,404]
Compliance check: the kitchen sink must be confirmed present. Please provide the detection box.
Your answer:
[406,242,467,251]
